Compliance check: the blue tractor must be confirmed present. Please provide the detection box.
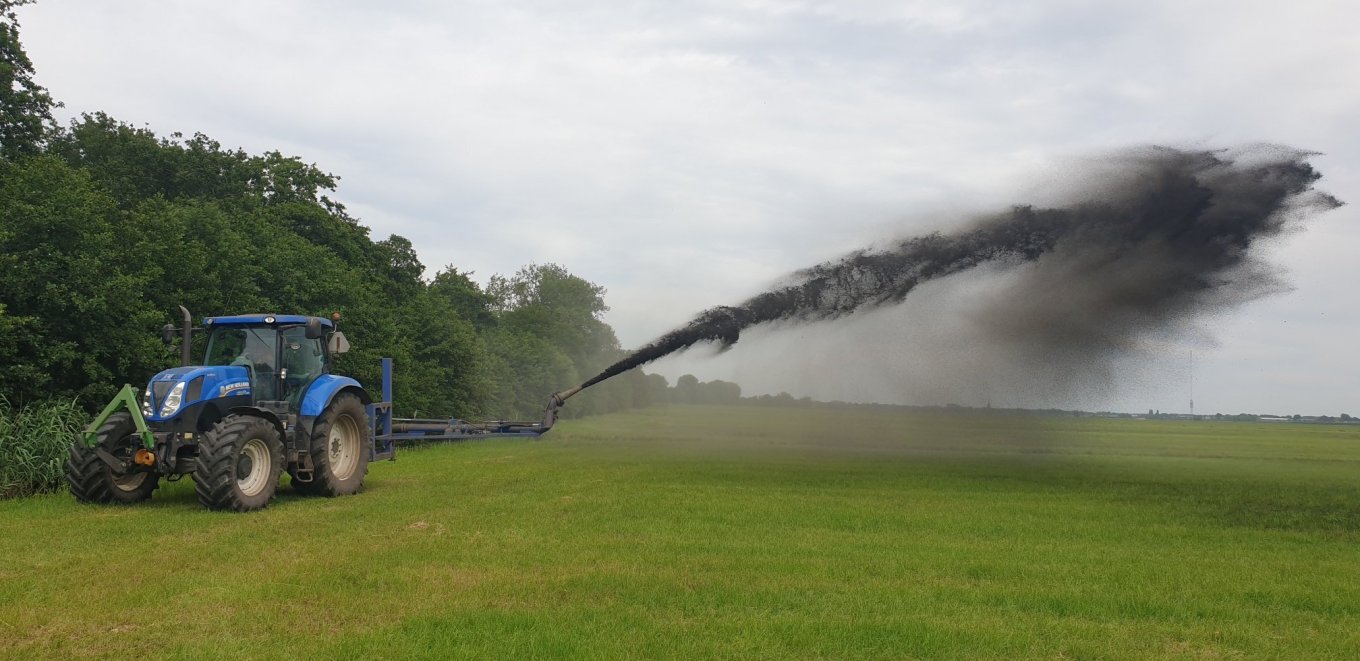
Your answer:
[68,308,563,512]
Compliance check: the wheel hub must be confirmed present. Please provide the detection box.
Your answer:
[109,443,149,492]
[327,414,360,481]
[236,438,272,497]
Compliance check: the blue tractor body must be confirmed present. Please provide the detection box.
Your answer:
[143,365,252,427]
[69,309,561,512]
[140,314,366,438]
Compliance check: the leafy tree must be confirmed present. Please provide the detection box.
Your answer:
[372,235,425,303]
[674,374,700,404]
[488,262,617,365]
[643,373,669,407]
[0,156,162,403]
[697,379,741,405]
[484,329,576,419]
[0,303,42,393]
[483,263,629,416]
[388,290,490,418]
[430,267,496,331]
[0,0,57,160]
[48,114,340,208]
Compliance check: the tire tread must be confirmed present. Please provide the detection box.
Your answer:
[66,412,158,504]
[192,415,282,512]
[304,394,370,497]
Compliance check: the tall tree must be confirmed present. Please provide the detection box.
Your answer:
[0,0,57,160]
[430,267,496,331]
[488,263,618,366]
[0,156,163,403]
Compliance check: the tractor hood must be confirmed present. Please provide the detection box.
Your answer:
[145,365,252,422]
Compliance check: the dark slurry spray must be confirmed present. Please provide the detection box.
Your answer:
[572,146,1340,396]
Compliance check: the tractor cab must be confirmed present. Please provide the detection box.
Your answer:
[203,315,332,408]
[139,315,347,435]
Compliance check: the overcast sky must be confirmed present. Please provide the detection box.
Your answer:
[20,1,1359,415]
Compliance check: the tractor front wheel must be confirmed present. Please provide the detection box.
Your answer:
[295,394,370,497]
[193,414,283,512]
[66,412,159,504]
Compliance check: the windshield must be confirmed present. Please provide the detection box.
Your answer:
[205,325,282,401]
[205,326,278,368]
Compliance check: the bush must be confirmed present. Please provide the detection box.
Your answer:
[0,398,86,498]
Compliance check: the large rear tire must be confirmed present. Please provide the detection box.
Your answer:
[66,412,159,504]
[193,415,283,512]
[297,394,370,497]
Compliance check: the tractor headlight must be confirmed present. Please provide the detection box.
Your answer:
[159,382,185,418]
[142,386,154,417]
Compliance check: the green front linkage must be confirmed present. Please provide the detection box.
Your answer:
[81,384,155,450]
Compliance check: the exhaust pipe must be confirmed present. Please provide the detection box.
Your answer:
[162,306,195,366]
[178,305,192,367]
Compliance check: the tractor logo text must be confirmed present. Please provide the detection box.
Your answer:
[219,381,250,397]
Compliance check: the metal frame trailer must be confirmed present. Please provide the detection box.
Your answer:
[369,358,551,461]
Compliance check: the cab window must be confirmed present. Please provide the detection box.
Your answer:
[280,326,325,406]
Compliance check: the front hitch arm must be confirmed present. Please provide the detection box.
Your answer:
[82,384,155,450]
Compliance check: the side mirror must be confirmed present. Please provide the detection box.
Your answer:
[160,324,177,345]
[328,331,351,356]
[304,317,325,340]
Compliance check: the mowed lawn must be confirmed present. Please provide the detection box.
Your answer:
[2,406,1359,658]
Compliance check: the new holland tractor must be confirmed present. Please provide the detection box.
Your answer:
[69,308,561,512]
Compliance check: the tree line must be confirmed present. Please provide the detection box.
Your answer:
[0,1,665,420]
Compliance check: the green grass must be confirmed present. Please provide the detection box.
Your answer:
[2,405,1359,658]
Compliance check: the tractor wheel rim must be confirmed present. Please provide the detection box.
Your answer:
[237,438,271,497]
[328,414,360,480]
[111,470,147,491]
[110,442,147,491]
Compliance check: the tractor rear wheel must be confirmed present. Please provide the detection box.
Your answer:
[296,394,370,497]
[66,412,159,504]
[193,414,283,512]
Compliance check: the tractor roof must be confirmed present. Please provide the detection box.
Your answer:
[203,314,334,328]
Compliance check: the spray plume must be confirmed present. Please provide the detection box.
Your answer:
[573,145,1340,395]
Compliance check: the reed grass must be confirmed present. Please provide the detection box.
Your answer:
[0,397,86,498]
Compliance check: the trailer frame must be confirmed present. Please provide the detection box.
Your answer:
[368,358,551,462]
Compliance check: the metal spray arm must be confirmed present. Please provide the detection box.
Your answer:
[540,384,585,431]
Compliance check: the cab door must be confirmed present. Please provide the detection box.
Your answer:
[280,325,326,410]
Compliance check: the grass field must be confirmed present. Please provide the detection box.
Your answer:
[2,405,1359,658]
